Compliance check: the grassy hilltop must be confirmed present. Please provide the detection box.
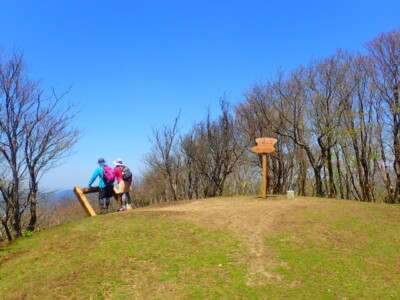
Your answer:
[0,196,399,299]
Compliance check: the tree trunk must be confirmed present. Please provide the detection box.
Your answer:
[314,166,324,197]
[1,217,12,242]
[326,147,336,198]
[335,148,345,199]
[26,191,37,232]
[393,84,400,203]
[12,182,21,238]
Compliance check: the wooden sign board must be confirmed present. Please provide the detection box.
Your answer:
[255,137,277,146]
[251,137,277,154]
[251,145,275,154]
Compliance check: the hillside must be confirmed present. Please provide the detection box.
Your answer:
[1,195,399,299]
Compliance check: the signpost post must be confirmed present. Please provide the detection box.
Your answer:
[251,137,277,199]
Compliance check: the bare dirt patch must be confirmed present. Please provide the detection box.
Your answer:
[136,195,334,284]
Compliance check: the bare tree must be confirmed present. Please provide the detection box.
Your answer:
[0,50,81,240]
[145,114,182,201]
[23,91,80,231]
[236,82,298,195]
[339,54,378,201]
[366,31,400,203]
[182,98,246,197]
[181,132,201,199]
[269,69,328,196]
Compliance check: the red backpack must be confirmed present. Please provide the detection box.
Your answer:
[102,166,115,184]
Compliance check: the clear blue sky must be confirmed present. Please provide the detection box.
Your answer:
[0,0,399,191]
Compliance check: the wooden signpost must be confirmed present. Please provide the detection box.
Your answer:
[73,186,98,216]
[73,186,123,217]
[251,137,277,199]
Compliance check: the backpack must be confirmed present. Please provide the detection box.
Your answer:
[122,166,132,181]
[102,166,115,184]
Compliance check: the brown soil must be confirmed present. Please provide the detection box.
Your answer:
[137,195,335,284]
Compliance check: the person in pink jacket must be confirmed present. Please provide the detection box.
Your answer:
[113,158,133,211]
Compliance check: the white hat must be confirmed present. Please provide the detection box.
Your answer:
[113,158,124,166]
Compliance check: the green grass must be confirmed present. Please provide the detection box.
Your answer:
[0,198,399,299]
[0,213,252,299]
[262,203,400,299]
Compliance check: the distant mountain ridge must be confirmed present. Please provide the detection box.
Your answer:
[51,189,75,201]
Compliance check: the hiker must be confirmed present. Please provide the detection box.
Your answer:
[88,158,115,214]
[113,158,133,211]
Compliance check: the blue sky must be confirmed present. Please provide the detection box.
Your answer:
[0,0,399,191]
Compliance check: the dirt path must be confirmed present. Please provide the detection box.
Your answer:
[139,195,320,284]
